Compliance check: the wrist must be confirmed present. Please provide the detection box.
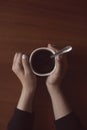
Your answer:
[22,88,35,100]
[47,84,62,96]
[22,85,36,94]
[17,88,35,113]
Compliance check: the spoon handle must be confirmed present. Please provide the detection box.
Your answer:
[51,46,72,58]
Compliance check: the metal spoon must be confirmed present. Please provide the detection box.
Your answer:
[51,45,72,58]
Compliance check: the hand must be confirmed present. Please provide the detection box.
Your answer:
[12,53,37,94]
[46,44,68,94]
[12,52,37,112]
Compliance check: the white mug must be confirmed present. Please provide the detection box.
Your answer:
[29,47,56,76]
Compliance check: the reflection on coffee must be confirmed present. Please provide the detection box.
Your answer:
[31,49,55,74]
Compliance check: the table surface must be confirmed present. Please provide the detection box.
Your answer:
[0,0,87,130]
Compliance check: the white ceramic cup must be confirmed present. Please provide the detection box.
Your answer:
[29,47,56,76]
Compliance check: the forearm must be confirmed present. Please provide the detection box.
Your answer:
[55,112,85,130]
[7,108,34,130]
[17,88,35,113]
[7,87,35,130]
[49,86,71,120]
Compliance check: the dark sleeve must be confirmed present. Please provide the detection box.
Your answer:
[7,108,34,130]
[55,112,85,130]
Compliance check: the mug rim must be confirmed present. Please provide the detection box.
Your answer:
[29,47,56,76]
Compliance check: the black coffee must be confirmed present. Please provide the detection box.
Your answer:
[31,49,55,74]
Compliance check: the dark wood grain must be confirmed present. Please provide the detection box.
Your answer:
[0,0,87,130]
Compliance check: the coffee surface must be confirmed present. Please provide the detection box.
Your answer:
[31,50,55,74]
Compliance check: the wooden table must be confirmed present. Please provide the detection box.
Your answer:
[0,0,87,130]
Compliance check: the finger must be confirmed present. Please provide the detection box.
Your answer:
[59,53,67,64]
[12,53,24,76]
[12,53,19,69]
[56,54,68,76]
[16,53,22,65]
[13,53,18,64]
[22,54,32,74]
[48,44,61,60]
[54,56,61,74]
[55,54,66,66]
[48,44,67,66]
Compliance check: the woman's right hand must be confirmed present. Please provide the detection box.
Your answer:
[46,44,68,95]
[46,44,71,119]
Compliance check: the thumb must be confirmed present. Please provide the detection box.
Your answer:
[22,54,31,74]
[48,43,58,52]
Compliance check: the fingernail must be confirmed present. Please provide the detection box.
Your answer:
[22,54,27,60]
[48,43,51,46]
